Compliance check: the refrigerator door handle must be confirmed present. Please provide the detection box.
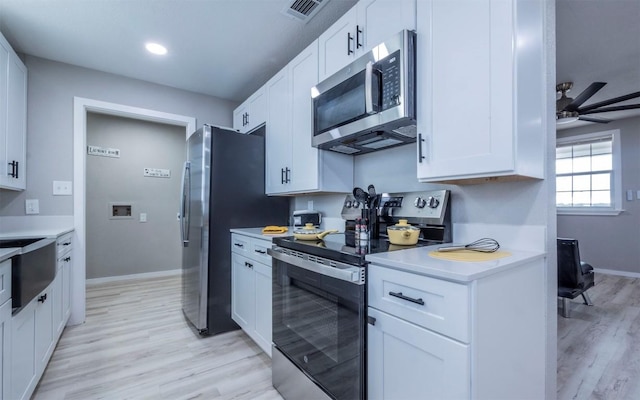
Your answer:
[180,161,191,247]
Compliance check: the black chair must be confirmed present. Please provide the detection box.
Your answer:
[557,238,595,318]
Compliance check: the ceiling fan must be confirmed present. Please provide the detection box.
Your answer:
[556,82,640,124]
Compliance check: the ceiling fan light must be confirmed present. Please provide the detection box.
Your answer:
[556,111,579,125]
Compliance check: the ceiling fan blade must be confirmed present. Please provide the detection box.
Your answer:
[580,103,640,114]
[564,82,606,111]
[578,116,611,124]
[578,91,640,113]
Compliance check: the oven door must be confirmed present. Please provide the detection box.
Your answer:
[271,248,365,400]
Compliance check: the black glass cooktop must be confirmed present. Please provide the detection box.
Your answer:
[272,233,439,266]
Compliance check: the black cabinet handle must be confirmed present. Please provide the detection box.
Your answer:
[356,25,363,49]
[64,256,71,262]
[285,167,291,183]
[367,316,376,326]
[245,112,249,126]
[417,133,425,163]
[38,293,47,303]
[8,160,18,178]
[281,168,285,184]
[389,291,425,306]
[254,249,267,254]
[63,242,71,246]
[234,243,244,248]
[347,32,354,55]
[245,261,253,269]
[15,161,18,179]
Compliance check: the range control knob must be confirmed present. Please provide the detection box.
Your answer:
[353,201,361,208]
[414,197,426,209]
[345,200,352,208]
[426,196,440,208]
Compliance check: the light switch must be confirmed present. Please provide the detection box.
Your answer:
[140,213,147,222]
[627,190,634,201]
[25,199,39,214]
[53,181,73,195]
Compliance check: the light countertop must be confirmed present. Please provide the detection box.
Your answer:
[230,227,296,241]
[0,248,21,263]
[0,227,74,240]
[365,245,546,283]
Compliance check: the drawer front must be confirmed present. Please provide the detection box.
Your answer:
[0,259,11,305]
[368,264,470,342]
[249,238,272,264]
[231,233,251,257]
[56,233,73,257]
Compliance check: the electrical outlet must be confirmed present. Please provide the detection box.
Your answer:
[140,213,147,223]
[25,199,39,214]
[307,200,314,210]
[53,180,73,195]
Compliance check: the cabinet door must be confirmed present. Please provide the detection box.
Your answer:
[416,0,515,181]
[357,0,416,54]
[231,253,255,331]
[318,6,357,81]
[367,308,470,400]
[52,268,64,337]
[1,299,11,400]
[253,262,272,357]
[265,69,292,194]
[34,288,54,369]
[11,301,37,400]
[233,103,248,133]
[289,40,320,193]
[246,87,266,132]
[62,254,72,321]
[5,53,27,190]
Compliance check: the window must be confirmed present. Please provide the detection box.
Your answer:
[556,130,622,215]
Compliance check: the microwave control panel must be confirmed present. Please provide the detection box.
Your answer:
[376,50,402,111]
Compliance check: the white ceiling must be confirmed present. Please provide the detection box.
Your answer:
[556,0,640,129]
[0,0,638,127]
[0,0,357,102]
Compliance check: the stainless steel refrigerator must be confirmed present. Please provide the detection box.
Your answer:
[179,124,289,335]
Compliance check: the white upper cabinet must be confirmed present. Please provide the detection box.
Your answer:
[318,0,416,81]
[266,40,353,195]
[0,31,27,191]
[416,0,544,184]
[233,86,266,134]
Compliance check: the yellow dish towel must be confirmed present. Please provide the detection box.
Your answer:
[428,250,511,262]
[262,226,288,234]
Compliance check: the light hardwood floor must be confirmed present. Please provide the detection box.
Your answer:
[557,273,640,400]
[33,275,284,400]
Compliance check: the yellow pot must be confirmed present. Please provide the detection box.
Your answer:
[387,219,420,245]
[293,223,338,241]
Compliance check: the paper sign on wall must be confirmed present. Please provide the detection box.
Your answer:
[144,168,171,178]
[88,145,121,158]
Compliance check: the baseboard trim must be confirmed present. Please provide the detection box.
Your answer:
[86,268,181,285]
[595,268,640,279]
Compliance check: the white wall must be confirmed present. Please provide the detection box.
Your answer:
[0,55,237,217]
[557,116,640,275]
[86,113,185,279]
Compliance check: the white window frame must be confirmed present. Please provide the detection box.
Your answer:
[556,129,623,216]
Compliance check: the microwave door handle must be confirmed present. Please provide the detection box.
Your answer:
[365,61,376,115]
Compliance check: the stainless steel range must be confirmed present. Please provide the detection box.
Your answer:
[270,190,451,400]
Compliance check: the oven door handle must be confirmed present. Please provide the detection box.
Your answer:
[268,247,364,284]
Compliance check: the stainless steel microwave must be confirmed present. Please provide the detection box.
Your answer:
[311,29,416,155]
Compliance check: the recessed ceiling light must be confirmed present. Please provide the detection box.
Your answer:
[145,42,167,55]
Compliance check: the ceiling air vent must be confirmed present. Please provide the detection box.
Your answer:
[282,0,328,23]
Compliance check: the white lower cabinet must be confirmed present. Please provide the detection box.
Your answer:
[9,232,73,400]
[1,259,12,400]
[11,298,37,400]
[367,308,470,399]
[367,257,546,400]
[230,233,274,356]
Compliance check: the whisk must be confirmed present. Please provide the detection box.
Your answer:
[437,238,500,253]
